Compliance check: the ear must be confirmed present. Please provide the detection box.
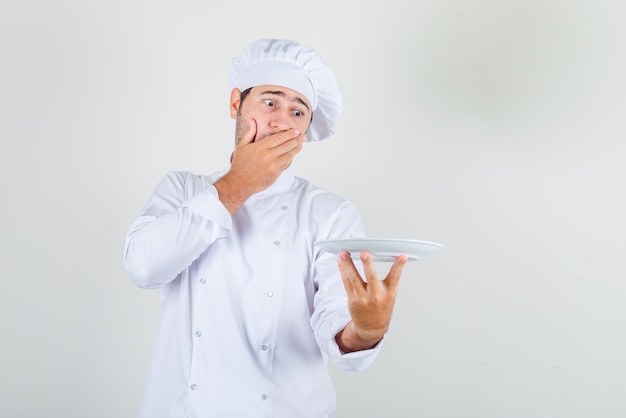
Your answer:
[229,88,242,119]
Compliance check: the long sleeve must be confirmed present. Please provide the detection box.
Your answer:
[129,169,388,417]
[124,171,232,289]
[309,199,384,372]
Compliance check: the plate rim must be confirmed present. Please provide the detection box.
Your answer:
[314,237,444,249]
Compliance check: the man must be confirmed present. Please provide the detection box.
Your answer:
[124,38,407,418]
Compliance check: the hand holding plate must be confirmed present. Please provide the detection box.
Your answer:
[335,250,408,353]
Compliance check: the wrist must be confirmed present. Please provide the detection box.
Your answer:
[336,322,385,354]
[214,175,250,215]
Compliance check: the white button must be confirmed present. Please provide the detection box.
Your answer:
[261,394,267,400]
[267,291,274,297]
[200,278,206,284]
[261,344,269,351]
[273,241,280,246]
[280,205,288,210]
[195,331,202,337]
[190,384,197,390]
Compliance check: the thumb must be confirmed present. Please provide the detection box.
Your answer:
[239,119,257,146]
[384,255,408,291]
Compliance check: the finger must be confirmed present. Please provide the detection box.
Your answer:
[383,255,408,291]
[239,119,257,146]
[337,251,355,293]
[337,251,362,294]
[277,133,305,153]
[360,251,381,289]
[271,134,305,170]
[275,138,305,166]
[266,128,300,148]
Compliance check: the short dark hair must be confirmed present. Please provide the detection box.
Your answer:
[239,87,253,104]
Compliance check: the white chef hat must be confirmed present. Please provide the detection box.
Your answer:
[229,39,343,142]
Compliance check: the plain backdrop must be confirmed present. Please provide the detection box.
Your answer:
[1,1,625,417]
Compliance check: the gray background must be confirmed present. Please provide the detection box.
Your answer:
[1,1,625,417]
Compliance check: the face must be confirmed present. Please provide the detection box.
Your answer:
[230,85,313,145]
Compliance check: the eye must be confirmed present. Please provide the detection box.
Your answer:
[264,99,276,107]
[293,109,303,117]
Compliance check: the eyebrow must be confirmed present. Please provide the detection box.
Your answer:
[259,90,311,112]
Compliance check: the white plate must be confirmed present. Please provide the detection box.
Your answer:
[315,238,443,262]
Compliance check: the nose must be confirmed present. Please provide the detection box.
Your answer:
[269,110,292,131]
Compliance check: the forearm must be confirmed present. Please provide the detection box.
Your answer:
[124,172,232,289]
[124,207,226,288]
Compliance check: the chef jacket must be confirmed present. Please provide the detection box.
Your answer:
[124,166,383,418]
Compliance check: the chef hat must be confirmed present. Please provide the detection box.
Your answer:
[229,39,343,142]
